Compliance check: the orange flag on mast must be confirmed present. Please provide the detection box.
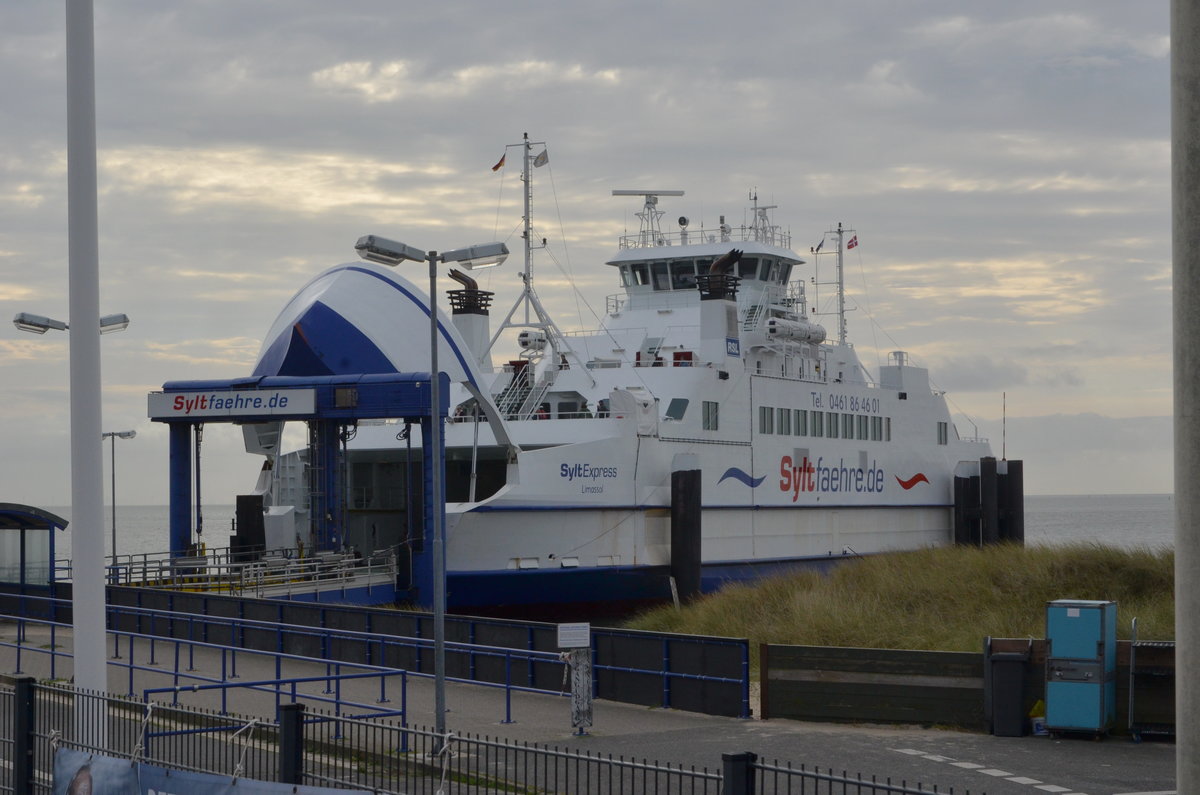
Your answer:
[491,153,506,171]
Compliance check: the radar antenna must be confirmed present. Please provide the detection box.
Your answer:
[612,189,685,247]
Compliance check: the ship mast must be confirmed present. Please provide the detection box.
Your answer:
[812,222,854,346]
[484,134,588,379]
[836,222,847,345]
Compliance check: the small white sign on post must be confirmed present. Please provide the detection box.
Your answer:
[557,622,590,648]
[557,622,593,735]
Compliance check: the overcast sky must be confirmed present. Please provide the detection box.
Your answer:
[0,1,1171,508]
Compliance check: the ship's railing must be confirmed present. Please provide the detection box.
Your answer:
[57,546,397,597]
[618,222,791,250]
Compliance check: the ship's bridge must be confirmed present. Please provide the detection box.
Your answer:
[606,241,803,296]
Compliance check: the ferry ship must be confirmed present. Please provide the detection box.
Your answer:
[212,136,1003,612]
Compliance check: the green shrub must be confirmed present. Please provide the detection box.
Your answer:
[625,544,1174,665]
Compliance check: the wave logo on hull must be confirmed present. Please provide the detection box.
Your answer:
[718,467,766,488]
[895,473,930,490]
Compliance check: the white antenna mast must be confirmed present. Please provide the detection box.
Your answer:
[812,222,854,345]
[484,134,588,379]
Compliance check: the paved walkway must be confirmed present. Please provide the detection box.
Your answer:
[0,618,1175,795]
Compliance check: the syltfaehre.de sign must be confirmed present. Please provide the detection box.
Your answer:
[148,388,316,419]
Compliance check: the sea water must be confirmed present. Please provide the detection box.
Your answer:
[43,493,1176,560]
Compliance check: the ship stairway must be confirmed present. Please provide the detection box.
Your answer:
[495,367,533,418]
[741,301,767,331]
[515,373,555,420]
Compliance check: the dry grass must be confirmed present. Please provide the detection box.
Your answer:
[625,543,1174,661]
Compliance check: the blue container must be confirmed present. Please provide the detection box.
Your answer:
[1045,599,1117,735]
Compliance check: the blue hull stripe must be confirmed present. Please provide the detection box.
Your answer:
[468,502,949,512]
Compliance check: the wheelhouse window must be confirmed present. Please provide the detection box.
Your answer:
[778,262,793,284]
[759,258,776,281]
[630,263,650,286]
[651,262,671,290]
[670,260,698,290]
[738,256,759,280]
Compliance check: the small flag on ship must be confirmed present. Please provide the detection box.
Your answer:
[492,153,506,171]
[813,239,824,253]
[847,235,858,249]
[533,148,549,168]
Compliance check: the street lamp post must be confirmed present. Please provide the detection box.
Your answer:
[102,430,136,578]
[355,234,507,748]
[13,308,129,718]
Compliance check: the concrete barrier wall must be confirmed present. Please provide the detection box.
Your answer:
[761,644,985,728]
[762,638,1176,734]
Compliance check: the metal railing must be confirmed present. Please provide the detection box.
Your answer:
[0,589,751,720]
[56,546,398,598]
[2,680,978,794]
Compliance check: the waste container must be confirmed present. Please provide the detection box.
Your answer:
[989,650,1029,737]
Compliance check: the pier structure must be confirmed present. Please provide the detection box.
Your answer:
[147,372,446,607]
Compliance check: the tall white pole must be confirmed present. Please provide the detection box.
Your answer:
[429,251,447,750]
[65,0,110,737]
[1171,1,1199,788]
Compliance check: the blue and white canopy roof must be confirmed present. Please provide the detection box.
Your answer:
[252,262,484,389]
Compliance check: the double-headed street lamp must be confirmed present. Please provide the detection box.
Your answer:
[13,308,129,713]
[102,430,136,577]
[13,311,130,334]
[354,234,507,747]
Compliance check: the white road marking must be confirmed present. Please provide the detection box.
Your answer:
[1007,776,1043,785]
[979,769,1015,777]
[891,748,925,756]
[1112,791,1175,795]
[1035,786,1072,793]
[951,762,985,769]
[922,755,953,762]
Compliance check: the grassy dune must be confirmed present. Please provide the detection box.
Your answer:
[625,543,1174,655]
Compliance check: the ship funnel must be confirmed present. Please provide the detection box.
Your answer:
[446,269,496,370]
[696,267,740,364]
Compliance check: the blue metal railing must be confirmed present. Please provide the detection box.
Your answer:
[0,590,751,720]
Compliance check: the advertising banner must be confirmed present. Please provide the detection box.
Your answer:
[147,389,316,420]
[54,749,358,794]
[54,748,139,795]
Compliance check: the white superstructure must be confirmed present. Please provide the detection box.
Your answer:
[251,137,993,611]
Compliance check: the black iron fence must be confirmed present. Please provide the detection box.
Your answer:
[2,677,981,794]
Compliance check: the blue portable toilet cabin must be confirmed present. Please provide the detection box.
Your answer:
[1045,599,1117,735]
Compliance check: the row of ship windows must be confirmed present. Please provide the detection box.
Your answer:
[700,402,950,446]
[756,407,892,442]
